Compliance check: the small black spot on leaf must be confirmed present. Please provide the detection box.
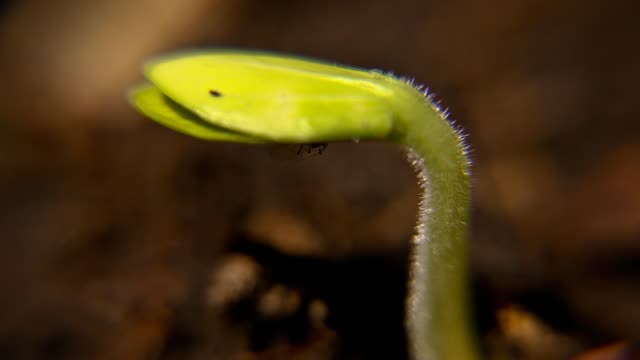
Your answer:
[209,89,223,97]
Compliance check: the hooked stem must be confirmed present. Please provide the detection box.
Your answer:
[385,79,479,360]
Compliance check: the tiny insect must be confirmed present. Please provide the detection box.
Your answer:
[296,142,328,156]
[268,143,329,160]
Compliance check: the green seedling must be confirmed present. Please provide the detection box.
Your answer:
[129,50,479,360]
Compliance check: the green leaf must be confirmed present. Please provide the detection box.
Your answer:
[142,50,395,143]
[129,83,264,143]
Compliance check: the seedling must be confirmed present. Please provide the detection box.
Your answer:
[130,50,479,360]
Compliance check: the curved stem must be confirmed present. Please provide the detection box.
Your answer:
[385,80,479,360]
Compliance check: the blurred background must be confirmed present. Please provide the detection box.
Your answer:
[0,0,639,359]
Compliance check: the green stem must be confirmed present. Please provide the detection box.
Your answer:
[385,79,478,360]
